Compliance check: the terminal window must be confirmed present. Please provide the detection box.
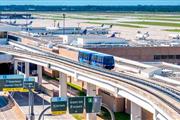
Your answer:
[154,55,161,60]
[168,55,175,59]
[176,55,180,59]
[154,55,179,60]
[161,55,168,59]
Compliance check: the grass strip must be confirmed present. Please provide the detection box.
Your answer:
[164,29,180,32]
[138,17,180,22]
[114,112,130,120]
[123,21,180,27]
[67,82,83,91]
[86,22,146,28]
[68,16,113,20]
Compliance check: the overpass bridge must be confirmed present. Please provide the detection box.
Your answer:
[0,45,179,120]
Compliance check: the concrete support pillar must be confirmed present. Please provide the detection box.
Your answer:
[131,102,142,120]
[59,72,67,97]
[14,60,18,74]
[86,83,97,120]
[153,111,167,120]
[37,65,42,84]
[25,62,29,78]
[153,110,158,120]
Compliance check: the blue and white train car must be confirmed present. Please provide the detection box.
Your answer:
[78,51,93,64]
[78,50,115,70]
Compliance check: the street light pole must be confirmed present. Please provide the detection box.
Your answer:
[63,13,66,35]
[38,106,51,120]
[29,89,35,120]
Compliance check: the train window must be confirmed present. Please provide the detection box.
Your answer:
[97,56,103,63]
[176,55,180,59]
[79,52,82,57]
[100,57,103,63]
[92,55,98,62]
[83,53,87,59]
[97,56,100,62]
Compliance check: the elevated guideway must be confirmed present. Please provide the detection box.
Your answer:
[8,40,180,86]
[7,40,180,97]
[8,40,180,98]
[0,45,179,120]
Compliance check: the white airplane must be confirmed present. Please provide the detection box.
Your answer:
[4,20,16,24]
[169,34,180,39]
[46,26,59,31]
[108,32,121,38]
[136,31,150,40]
[94,24,113,30]
[7,21,33,27]
[86,24,105,29]
[86,24,112,30]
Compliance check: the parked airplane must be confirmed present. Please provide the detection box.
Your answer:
[169,34,180,39]
[136,31,150,40]
[86,24,112,30]
[108,32,121,38]
[5,20,33,27]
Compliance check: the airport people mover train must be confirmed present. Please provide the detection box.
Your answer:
[78,50,115,70]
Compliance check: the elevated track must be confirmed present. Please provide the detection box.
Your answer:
[0,45,179,120]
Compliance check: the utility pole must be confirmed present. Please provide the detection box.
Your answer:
[29,89,35,120]
[63,13,66,35]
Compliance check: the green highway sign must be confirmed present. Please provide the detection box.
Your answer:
[68,97,84,114]
[23,77,35,92]
[50,96,102,115]
[51,97,67,115]
[0,75,24,92]
[86,96,102,113]
[23,77,35,89]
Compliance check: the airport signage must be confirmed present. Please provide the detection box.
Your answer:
[51,97,67,115]
[0,75,24,92]
[0,75,36,92]
[85,96,102,113]
[22,77,35,92]
[68,97,84,114]
[51,96,102,115]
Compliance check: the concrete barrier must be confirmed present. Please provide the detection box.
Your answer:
[9,94,27,120]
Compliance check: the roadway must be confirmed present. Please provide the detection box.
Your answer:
[0,93,26,120]
[0,45,179,120]
[13,92,75,120]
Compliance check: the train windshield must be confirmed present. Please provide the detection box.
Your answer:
[104,56,114,64]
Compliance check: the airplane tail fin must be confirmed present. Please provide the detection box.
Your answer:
[101,24,104,27]
[29,21,33,25]
[109,24,113,28]
[81,29,87,35]
[109,32,118,37]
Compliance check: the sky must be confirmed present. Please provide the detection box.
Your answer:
[0,0,180,6]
